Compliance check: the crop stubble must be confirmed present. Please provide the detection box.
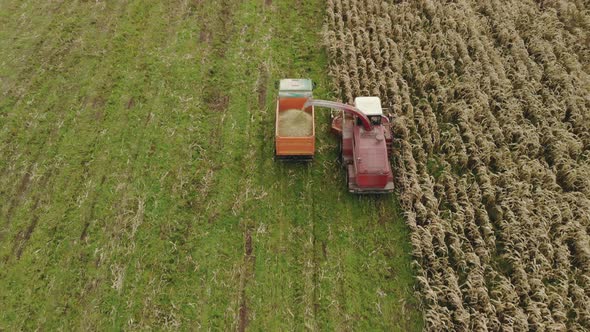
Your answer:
[325,0,590,330]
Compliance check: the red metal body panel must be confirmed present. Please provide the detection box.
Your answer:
[352,125,391,188]
[332,111,394,194]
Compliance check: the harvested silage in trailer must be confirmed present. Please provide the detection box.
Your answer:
[278,109,313,137]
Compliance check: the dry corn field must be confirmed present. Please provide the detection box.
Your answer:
[325,0,590,330]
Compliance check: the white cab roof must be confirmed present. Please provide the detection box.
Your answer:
[354,97,383,116]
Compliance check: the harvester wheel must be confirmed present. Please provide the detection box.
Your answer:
[338,140,343,164]
[346,169,350,190]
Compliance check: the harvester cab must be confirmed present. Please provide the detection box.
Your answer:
[355,97,383,126]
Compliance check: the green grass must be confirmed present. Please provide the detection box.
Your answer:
[0,0,423,330]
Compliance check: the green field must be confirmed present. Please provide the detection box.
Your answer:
[0,1,421,330]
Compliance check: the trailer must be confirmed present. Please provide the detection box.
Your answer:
[274,79,315,160]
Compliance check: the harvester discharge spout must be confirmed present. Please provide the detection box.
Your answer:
[302,99,373,131]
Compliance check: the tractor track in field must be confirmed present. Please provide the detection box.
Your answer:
[0,0,134,324]
[12,208,40,260]
[60,89,112,244]
[85,23,167,246]
[1,1,117,230]
[256,64,269,111]
[202,0,235,151]
[0,14,60,107]
[7,169,52,261]
[3,164,34,225]
[2,121,60,226]
[238,228,255,332]
[311,214,320,322]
